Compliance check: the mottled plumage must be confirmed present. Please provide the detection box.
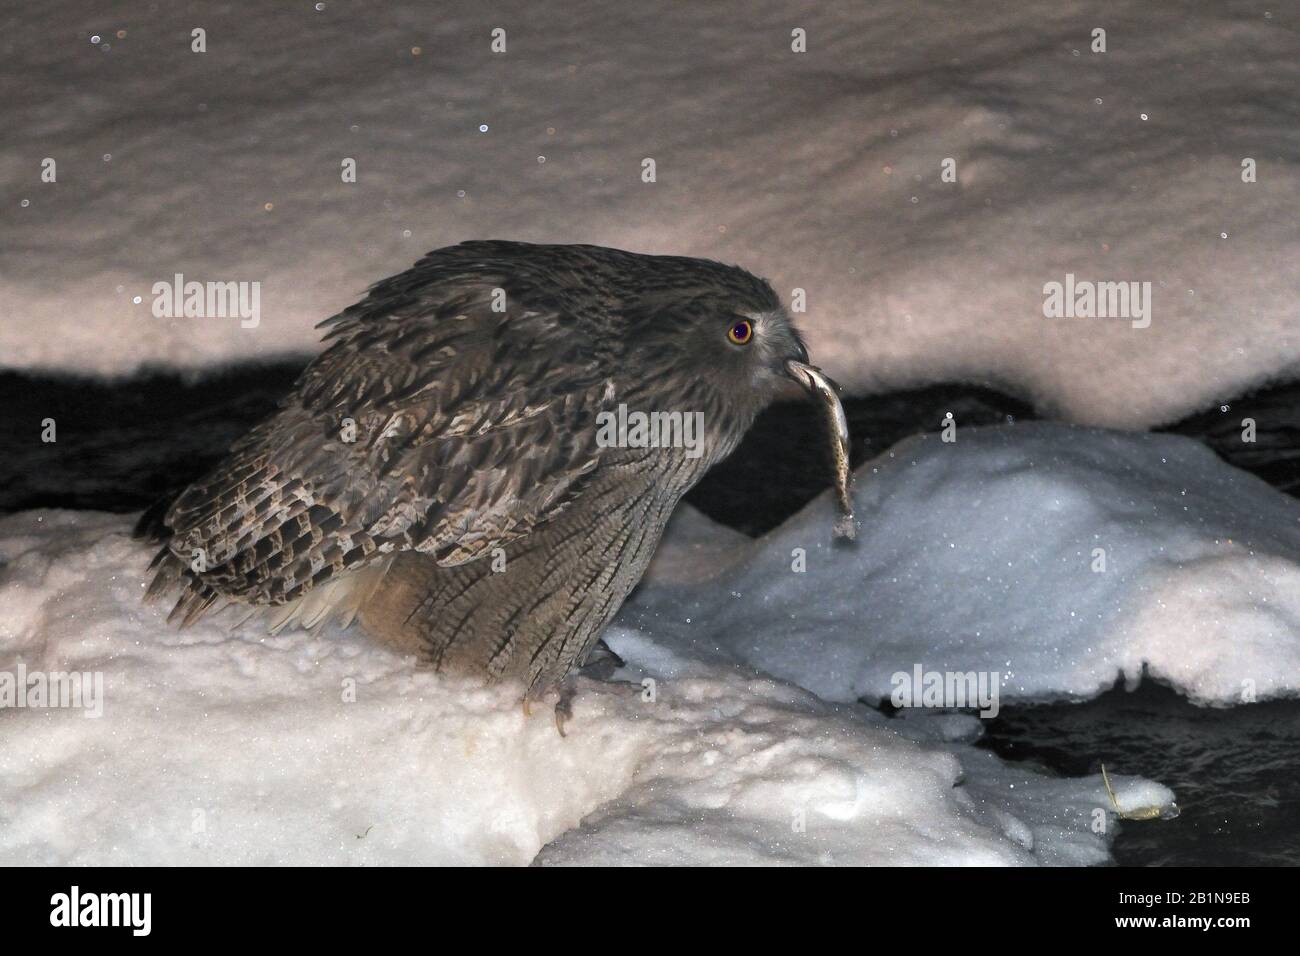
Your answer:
[143,240,821,696]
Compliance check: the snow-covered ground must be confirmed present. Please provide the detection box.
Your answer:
[621,423,1300,707]
[0,511,1166,868]
[0,510,1172,867]
[12,420,1298,865]
[3,1,1297,426]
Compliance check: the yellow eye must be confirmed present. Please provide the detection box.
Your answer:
[727,319,753,345]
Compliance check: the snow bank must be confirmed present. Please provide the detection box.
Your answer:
[620,423,1300,707]
[0,510,1168,866]
[4,422,1292,864]
[4,1,1297,426]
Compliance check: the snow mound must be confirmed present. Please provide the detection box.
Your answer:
[0,510,1168,865]
[4,1,1297,425]
[620,423,1300,707]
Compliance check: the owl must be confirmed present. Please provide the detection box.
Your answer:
[143,241,827,702]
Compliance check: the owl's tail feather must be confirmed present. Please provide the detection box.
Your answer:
[142,533,393,635]
[142,548,184,604]
[169,586,219,629]
[133,496,175,544]
[265,558,395,636]
[141,547,220,628]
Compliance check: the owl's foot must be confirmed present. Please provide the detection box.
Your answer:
[519,688,573,736]
[552,638,634,733]
[519,639,628,735]
[553,683,577,737]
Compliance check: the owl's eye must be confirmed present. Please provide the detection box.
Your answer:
[727,319,754,345]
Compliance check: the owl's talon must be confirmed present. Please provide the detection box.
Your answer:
[554,690,574,737]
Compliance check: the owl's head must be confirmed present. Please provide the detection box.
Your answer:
[619,255,821,453]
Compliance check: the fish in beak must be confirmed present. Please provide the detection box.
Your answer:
[786,359,856,541]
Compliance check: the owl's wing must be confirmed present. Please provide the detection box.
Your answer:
[152,247,621,622]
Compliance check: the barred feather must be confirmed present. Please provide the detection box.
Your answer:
[142,240,811,691]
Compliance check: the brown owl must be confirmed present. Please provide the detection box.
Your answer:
[143,241,846,709]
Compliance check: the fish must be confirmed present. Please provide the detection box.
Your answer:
[786,360,856,540]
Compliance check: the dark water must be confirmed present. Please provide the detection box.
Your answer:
[2,362,1298,866]
[980,678,1300,866]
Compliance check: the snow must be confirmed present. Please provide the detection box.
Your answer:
[0,495,1174,866]
[16,421,1296,863]
[4,1,1297,426]
[620,423,1300,708]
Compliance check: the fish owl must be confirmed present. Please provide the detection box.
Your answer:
[142,241,845,706]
